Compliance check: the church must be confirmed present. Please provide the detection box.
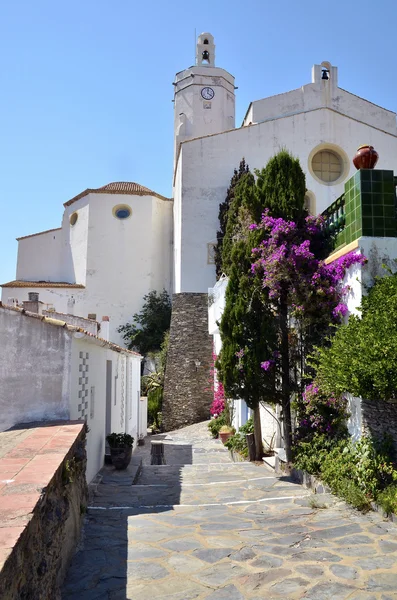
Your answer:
[2,33,397,379]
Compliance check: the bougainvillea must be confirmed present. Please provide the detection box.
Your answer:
[295,381,349,442]
[209,352,226,417]
[252,211,367,368]
[251,211,366,461]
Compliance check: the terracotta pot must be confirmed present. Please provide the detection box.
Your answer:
[219,431,234,444]
[353,145,379,170]
[110,446,132,470]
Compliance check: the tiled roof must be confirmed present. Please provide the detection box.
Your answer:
[64,181,172,207]
[16,227,62,242]
[1,281,85,289]
[0,303,141,357]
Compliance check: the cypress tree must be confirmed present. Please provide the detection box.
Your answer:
[217,173,276,460]
[214,158,250,278]
[256,149,306,221]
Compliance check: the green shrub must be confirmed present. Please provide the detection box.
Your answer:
[377,486,397,516]
[293,433,341,476]
[208,413,227,438]
[148,386,163,428]
[223,417,254,457]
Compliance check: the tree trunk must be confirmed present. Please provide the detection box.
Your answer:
[280,292,292,463]
[253,404,263,461]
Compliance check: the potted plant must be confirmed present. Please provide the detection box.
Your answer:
[219,425,235,445]
[137,433,145,446]
[106,433,134,470]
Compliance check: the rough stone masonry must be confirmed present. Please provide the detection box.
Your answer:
[163,293,213,431]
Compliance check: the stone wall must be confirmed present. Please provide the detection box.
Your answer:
[163,293,213,431]
[0,422,88,600]
[361,398,397,457]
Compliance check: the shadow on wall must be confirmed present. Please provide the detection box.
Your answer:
[61,439,193,599]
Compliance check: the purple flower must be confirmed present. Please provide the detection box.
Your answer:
[261,360,275,371]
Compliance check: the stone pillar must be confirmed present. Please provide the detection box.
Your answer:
[163,293,213,431]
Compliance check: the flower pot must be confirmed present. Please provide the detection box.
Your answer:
[219,431,233,444]
[110,446,132,470]
[353,145,379,170]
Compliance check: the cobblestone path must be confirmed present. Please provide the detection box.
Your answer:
[62,422,397,599]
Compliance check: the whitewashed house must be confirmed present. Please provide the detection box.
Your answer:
[0,303,144,483]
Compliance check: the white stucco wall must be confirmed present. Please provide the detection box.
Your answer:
[175,108,397,293]
[1,286,81,313]
[245,81,396,135]
[16,229,64,282]
[0,308,71,432]
[69,338,141,483]
[174,65,235,156]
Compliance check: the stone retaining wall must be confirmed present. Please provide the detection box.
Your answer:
[163,293,213,431]
[361,398,397,456]
[0,422,87,600]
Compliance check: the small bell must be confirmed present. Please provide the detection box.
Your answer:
[322,69,329,80]
[202,50,210,63]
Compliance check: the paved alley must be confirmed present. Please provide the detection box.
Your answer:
[62,422,397,599]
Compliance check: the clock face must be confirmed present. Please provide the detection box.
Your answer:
[201,87,215,100]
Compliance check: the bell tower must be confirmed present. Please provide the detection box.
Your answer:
[173,32,235,168]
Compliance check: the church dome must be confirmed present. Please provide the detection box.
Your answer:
[64,182,171,207]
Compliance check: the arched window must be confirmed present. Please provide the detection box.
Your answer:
[203,39,209,44]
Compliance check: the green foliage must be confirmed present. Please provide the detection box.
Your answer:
[215,158,250,278]
[106,433,134,448]
[143,331,169,429]
[294,433,397,512]
[118,290,171,354]
[255,149,306,221]
[221,171,259,276]
[377,486,397,515]
[208,413,227,438]
[224,417,254,457]
[314,272,397,401]
[293,433,341,475]
[148,386,163,429]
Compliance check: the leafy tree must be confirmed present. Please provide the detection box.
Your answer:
[118,290,171,355]
[214,158,250,278]
[252,212,366,462]
[217,173,277,460]
[314,271,397,401]
[255,149,306,221]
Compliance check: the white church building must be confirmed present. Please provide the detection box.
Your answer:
[2,33,397,429]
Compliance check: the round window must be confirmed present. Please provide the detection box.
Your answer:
[311,150,342,183]
[70,212,78,226]
[113,205,132,220]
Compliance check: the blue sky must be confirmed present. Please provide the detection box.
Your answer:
[1,0,396,283]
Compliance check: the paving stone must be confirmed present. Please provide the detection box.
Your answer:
[250,554,283,569]
[167,553,206,573]
[356,555,396,570]
[127,561,169,580]
[295,564,324,578]
[62,421,397,600]
[303,581,356,599]
[229,547,256,561]
[192,548,233,563]
[127,543,168,560]
[161,538,202,551]
[271,576,310,595]
[378,540,397,553]
[203,584,244,600]
[368,572,397,591]
[193,562,247,586]
[237,568,292,592]
[330,564,358,580]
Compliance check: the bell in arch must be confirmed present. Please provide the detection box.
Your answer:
[202,50,210,63]
[322,68,329,80]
